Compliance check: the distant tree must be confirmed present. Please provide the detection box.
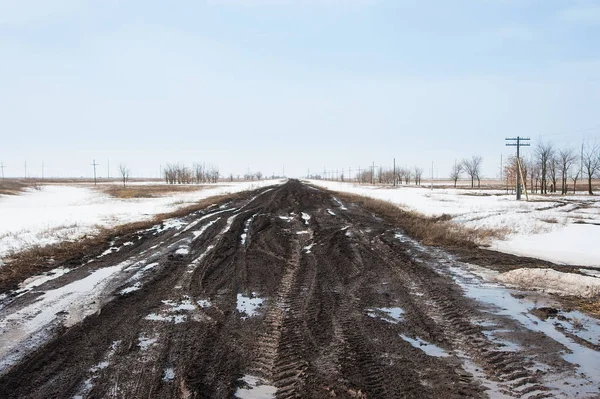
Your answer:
[414,167,423,185]
[582,141,600,195]
[119,164,130,187]
[558,148,577,194]
[462,156,483,188]
[449,162,463,188]
[535,141,554,194]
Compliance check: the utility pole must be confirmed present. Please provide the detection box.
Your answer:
[42,162,44,179]
[371,161,375,185]
[0,162,4,179]
[505,137,531,200]
[24,161,27,179]
[431,161,434,190]
[349,167,352,182]
[91,159,99,186]
[393,158,396,187]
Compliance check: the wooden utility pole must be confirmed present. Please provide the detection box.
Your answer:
[0,162,5,179]
[91,159,99,186]
[505,137,531,200]
[393,158,396,187]
[24,161,27,179]
[371,162,375,185]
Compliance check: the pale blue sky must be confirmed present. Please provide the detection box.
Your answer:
[1,0,599,179]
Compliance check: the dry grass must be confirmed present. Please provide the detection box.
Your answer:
[334,192,508,248]
[0,180,40,196]
[0,191,247,293]
[99,184,209,199]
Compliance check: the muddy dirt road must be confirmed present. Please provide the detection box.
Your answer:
[0,180,599,398]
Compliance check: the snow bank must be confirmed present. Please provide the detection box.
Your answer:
[495,268,600,298]
[0,180,283,259]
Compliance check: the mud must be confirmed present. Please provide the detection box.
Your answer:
[0,180,599,398]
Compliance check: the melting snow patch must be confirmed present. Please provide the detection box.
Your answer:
[301,212,311,225]
[367,307,404,323]
[175,246,190,256]
[197,299,212,308]
[120,282,142,295]
[495,268,600,298]
[296,230,310,235]
[303,244,314,253]
[332,197,348,210]
[163,367,175,382]
[237,293,264,319]
[235,375,277,399]
[145,313,187,324]
[278,216,293,222]
[326,209,336,216]
[138,334,158,350]
[17,267,71,293]
[241,214,258,245]
[399,334,450,357]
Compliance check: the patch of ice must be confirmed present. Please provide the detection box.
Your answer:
[235,375,277,399]
[17,267,71,293]
[579,268,600,278]
[399,334,450,357]
[367,307,404,323]
[237,293,264,319]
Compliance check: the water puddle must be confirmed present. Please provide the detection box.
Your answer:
[235,375,277,399]
[366,307,404,323]
[399,334,450,357]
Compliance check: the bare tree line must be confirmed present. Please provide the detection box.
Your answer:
[164,163,220,184]
[502,140,600,195]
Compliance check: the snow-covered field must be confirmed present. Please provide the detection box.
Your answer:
[308,180,600,267]
[0,180,283,262]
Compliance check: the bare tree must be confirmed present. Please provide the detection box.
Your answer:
[119,164,130,187]
[558,148,577,194]
[582,141,600,195]
[548,155,558,193]
[449,162,463,188]
[414,167,423,185]
[462,156,483,188]
[535,141,554,194]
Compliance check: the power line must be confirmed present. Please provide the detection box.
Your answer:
[91,159,99,186]
[505,137,531,200]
